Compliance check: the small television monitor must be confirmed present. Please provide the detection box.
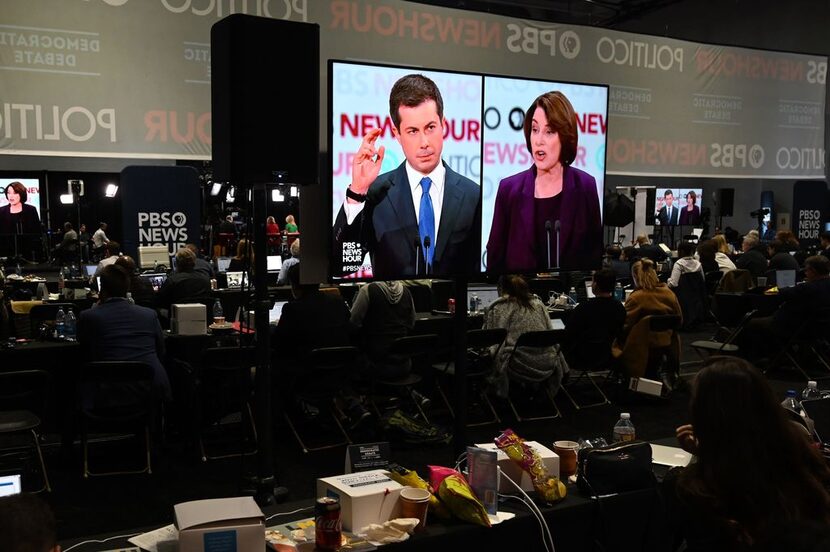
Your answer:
[138,245,170,269]
[651,188,703,226]
[267,255,282,272]
[216,257,231,273]
[0,177,42,234]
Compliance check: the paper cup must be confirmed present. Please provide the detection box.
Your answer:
[553,440,580,478]
[399,486,431,531]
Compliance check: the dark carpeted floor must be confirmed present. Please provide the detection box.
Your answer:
[17,322,818,541]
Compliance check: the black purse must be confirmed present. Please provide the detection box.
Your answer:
[577,440,655,495]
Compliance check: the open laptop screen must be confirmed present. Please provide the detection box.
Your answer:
[141,272,168,292]
[468,285,500,311]
[0,474,21,497]
[216,257,231,273]
[267,255,282,272]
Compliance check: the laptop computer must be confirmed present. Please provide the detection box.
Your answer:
[216,257,231,273]
[0,474,21,497]
[269,301,288,324]
[468,285,500,311]
[776,269,796,288]
[84,264,97,277]
[650,444,692,467]
[141,272,168,292]
[267,255,283,272]
[226,271,246,289]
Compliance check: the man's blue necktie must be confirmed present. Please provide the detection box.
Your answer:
[419,177,435,270]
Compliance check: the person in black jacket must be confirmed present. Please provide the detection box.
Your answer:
[155,248,211,313]
[767,240,799,272]
[734,235,768,279]
[564,269,625,353]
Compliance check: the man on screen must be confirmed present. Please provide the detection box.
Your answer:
[655,189,679,226]
[333,74,481,279]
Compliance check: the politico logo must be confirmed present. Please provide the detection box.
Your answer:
[709,143,764,169]
[596,36,683,72]
[776,147,825,171]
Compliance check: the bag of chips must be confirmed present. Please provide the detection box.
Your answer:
[495,429,567,504]
[387,464,451,519]
[427,466,491,527]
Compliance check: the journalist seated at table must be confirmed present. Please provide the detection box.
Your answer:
[91,240,120,281]
[740,255,830,362]
[79,264,171,404]
[155,248,211,313]
[277,238,300,286]
[564,269,625,346]
[633,234,667,263]
[668,241,703,289]
[604,246,630,282]
[734,234,768,279]
[767,239,800,272]
[114,255,155,308]
[669,357,830,551]
[185,243,214,280]
[618,259,682,345]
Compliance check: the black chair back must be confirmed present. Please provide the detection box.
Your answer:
[514,329,561,349]
[649,314,682,332]
[0,370,50,416]
[467,328,507,349]
[201,346,256,371]
[306,346,360,372]
[675,272,707,329]
[388,334,439,356]
[566,333,614,373]
[704,271,723,295]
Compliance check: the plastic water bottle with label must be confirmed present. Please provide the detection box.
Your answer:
[213,299,225,325]
[568,287,578,307]
[781,390,803,416]
[55,307,66,339]
[126,292,135,305]
[614,282,624,302]
[612,413,636,442]
[65,308,77,340]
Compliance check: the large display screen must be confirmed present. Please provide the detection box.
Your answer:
[329,60,608,279]
[651,187,704,226]
[0,178,42,234]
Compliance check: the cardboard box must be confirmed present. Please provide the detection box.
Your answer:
[171,303,207,335]
[474,441,560,492]
[316,469,403,532]
[174,496,264,552]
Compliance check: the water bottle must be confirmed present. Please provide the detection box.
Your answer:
[612,412,636,442]
[213,298,225,325]
[470,293,479,314]
[58,270,65,292]
[55,307,66,339]
[568,286,578,306]
[614,282,624,302]
[126,292,135,305]
[781,390,803,416]
[65,308,77,340]
[802,381,821,402]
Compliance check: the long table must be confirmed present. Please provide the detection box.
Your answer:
[59,479,672,552]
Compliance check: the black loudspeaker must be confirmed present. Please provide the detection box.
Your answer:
[719,188,734,217]
[211,15,319,186]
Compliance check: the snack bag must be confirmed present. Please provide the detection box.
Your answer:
[387,464,451,519]
[427,466,491,527]
[495,429,567,504]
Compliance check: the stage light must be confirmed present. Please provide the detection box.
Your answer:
[105,184,118,198]
[226,186,236,203]
[290,186,299,197]
[210,182,223,196]
[59,194,74,205]
[271,189,285,202]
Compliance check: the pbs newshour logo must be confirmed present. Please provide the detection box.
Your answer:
[559,31,580,59]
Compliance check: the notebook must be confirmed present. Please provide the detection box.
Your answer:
[802,397,830,445]
[650,444,692,467]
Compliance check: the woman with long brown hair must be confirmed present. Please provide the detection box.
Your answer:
[674,357,830,550]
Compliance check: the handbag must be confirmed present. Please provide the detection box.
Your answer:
[577,440,654,495]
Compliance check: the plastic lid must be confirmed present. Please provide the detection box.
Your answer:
[620,413,630,419]
[786,390,797,397]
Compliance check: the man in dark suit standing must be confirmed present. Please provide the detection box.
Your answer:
[79,264,170,403]
[333,74,481,279]
[655,189,679,226]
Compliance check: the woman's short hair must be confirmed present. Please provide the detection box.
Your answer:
[290,238,300,258]
[286,214,295,224]
[631,259,660,290]
[266,216,275,224]
[686,190,697,205]
[4,181,27,202]
[522,91,578,166]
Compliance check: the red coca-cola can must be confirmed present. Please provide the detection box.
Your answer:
[448,298,456,314]
[315,496,342,550]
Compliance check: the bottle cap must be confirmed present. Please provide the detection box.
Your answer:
[620,412,630,419]
[786,390,797,397]
[808,381,818,388]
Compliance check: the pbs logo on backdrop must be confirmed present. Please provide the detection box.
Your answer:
[559,31,580,59]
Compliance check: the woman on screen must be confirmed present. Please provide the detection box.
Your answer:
[678,191,701,226]
[487,91,602,272]
[0,181,41,234]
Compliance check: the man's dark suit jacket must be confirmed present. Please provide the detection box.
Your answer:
[333,162,481,279]
[735,246,768,278]
[78,298,170,401]
[156,271,211,312]
[773,277,830,332]
[656,204,679,226]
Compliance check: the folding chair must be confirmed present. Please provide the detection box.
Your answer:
[370,334,438,423]
[505,330,562,421]
[560,332,613,410]
[0,370,51,492]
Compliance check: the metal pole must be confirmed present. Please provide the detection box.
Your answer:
[451,276,469,459]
